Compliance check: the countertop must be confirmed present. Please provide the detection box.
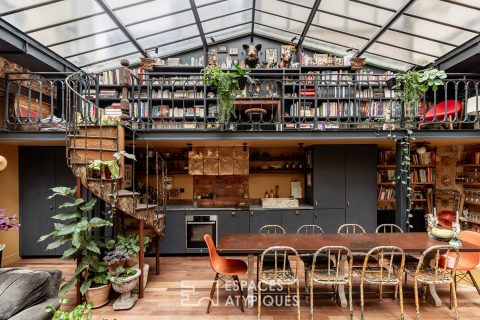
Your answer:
[166,204,314,211]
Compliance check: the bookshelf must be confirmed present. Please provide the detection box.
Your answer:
[377,149,396,210]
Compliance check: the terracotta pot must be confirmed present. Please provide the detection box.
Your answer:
[85,283,111,308]
[107,260,126,275]
[125,255,138,267]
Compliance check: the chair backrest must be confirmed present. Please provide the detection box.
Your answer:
[259,224,286,234]
[297,224,324,234]
[360,246,405,284]
[204,234,223,273]
[375,224,403,233]
[427,189,464,218]
[311,246,353,282]
[417,245,460,281]
[458,231,480,268]
[337,223,366,234]
[259,246,299,280]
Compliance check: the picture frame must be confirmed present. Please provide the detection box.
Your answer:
[313,53,328,66]
[265,48,278,63]
[229,47,238,55]
[218,45,228,53]
[124,164,133,188]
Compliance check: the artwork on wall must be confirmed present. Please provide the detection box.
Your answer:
[313,53,328,66]
[265,48,278,65]
[229,47,238,55]
[218,45,228,53]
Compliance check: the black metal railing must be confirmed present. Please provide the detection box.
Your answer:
[3,71,480,132]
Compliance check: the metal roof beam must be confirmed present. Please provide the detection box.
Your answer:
[188,0,208,49]
[431,35,480,70]
[251,0,256,42]
[296,0,322,48]
[94,0,149,58]
[355,0,417,57]
[0,0,63,17]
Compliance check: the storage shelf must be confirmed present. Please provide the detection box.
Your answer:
[464,201,480,206]
[377,182,395,185]
[411,182,435,185]
[249,169,305,174]
[377,165,396,169]
[411,164,435,168]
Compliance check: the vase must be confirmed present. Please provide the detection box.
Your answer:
[111,268,141,310]
[85,283,111,308]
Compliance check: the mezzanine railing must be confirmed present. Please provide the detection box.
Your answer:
[3,71,480,132]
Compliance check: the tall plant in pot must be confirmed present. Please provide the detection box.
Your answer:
[38,186,113,308]
[202,65,255,128]
[0,208,20,267]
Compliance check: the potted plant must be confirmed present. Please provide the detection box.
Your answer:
[46,298,93,320]
[38,186,113,307]
[104,247,129,275]
[0,208,20,266]
[87,151,136,179]
[110,266,141,310]
[202,65,255,128]
[116,234,151,267]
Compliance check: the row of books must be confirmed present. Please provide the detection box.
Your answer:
[378,150,396,165]
[377,186,396,200]
[410,168,435,183]
[287,101,400,118]
[411,151,435,165]
[377,170,395,183]
[301,70,354,83]
[133,102,205,118]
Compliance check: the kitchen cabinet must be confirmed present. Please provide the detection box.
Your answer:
[160,211,186,254]
[218,210,250,240]
[249,210,282,233]
[281,209,314,233]
[307,145,377,232]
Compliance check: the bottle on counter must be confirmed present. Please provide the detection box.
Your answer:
[269,189,274,198]
[275,185,279,198]
[284,162,290,169]
[265,190,269,198]
[291,162,296,169]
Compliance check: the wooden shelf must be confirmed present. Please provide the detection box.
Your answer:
[464,201,480,206]
[456,164,480,167]
[411,164,435,168]
[460,217,480,224]
[377,164,396,169]
[411,199,427,202]
[411,182,435,185]
[249,169,305,174]
[377,199,395,202]
[459,183,480,187]
[377,182,395,185]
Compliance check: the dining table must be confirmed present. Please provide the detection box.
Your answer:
[217,232,480,308]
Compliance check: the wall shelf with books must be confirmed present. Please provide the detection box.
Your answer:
[377,149,396,211]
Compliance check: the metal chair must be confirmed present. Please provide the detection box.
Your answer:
[204,234,247,314]
[406,245,460,320]
[257,225,286,282]
[338,223,366,234]
[296,225,325,298]
[310,246,353,320]
[357,246,405,320]
[258,246,301,320]
[375,224,403,233]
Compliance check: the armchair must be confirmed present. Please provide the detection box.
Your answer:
[426,189,464,228]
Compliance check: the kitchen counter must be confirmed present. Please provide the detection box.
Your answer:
[166,204,314,211]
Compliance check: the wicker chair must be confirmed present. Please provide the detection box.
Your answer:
[405,245,460,320]
[357,246,405,320]
[258,246,301,320]
[309,246,353,320]
[296,225,325,298]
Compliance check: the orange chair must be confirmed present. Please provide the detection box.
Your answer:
[440,231,480,300]
[204,234,248,314]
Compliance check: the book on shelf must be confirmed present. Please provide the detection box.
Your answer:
[99,68,120,85]
[410,168,435,183]
[411,151,435,165]
[98,89,119,98]
[377,170,395,183]
[378,150,396,165]
[377,186,396,200]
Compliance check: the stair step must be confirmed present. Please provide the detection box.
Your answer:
[112,190,140,197]
[69,137,118,149]
[70,149,116,162]
[68,146,118,152]
[135,204,157,211]
[68,134,118,140]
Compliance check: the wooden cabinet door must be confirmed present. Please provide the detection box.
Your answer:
[249,210,282,233]
[313,145,346,209]
[281,209,314,233]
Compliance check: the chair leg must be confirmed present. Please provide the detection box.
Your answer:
[422,283,427,302]
[296,281,301,320]
[405,272,408,284]
[310,278,314,320]
[360,281,365,320]
[256,255,260,284]
[155,236,160,275]
[414,277,420,320]
[399,281,404,320]
[451,280,459,320]
[450,272,456,310]
[206,273,219,314]
[379,284,383,301]
[258,282,262,320]
[233,275,245,312]
[467,271,480,296]
[349,278,353,320]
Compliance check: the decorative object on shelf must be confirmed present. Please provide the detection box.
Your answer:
[441,175,452,187]
[242,43,262,68]
[119,59,132,117]
[208,49,218,66]
[167,57,180,66]
[0,155,7,171]
[110,267,141,310]
[441,155,451,165]
[279,45,296,68]
[449,219,462,248]
[217,45,227,53]
[265,48,278,68]
[350,57,366,70]
[229,47,238,55]
[201,65,255,126]
[139,57,156,71]
[313,53,328,66]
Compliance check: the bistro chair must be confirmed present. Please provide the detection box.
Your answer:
[204,234,247,314]
[357,246,405,320]
[296,225,326,297]
[375,224,403,233]
[309,246,353,320]
[338,224,374,268]
[257,225,287,279]
[405,245,460,320]
[440,231,480,299]
[258,246,301,320]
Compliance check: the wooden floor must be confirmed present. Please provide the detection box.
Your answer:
[11,257,480,320]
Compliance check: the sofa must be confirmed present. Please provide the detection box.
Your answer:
[0,268,62,320]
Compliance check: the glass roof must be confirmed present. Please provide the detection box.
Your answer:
[1,0,478,72]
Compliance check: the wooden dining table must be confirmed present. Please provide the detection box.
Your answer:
[217,232,480,308]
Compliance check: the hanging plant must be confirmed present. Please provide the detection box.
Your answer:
[202,65,255,126]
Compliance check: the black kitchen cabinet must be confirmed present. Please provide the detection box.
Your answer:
[160,210,186,254]
[249,210,282,233]
[281,209,314,233]
[307,145,377,232]
[218,210,250,240]
[19,147,76,257]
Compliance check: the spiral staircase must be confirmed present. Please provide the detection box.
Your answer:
[65,71,167,298]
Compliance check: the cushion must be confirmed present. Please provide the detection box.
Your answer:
[0,268,51,320]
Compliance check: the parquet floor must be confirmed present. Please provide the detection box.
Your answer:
[11,257,480,320]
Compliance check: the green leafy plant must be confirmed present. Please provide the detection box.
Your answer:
[116,234,151,255]
[104,247,129,266]
[202,65,255,125]
[38,186,113,296]
[110,266,138,285]
[46,298,93,320]
[88,151,136,179]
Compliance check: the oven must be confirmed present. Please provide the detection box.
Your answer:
[186,215,217,250]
